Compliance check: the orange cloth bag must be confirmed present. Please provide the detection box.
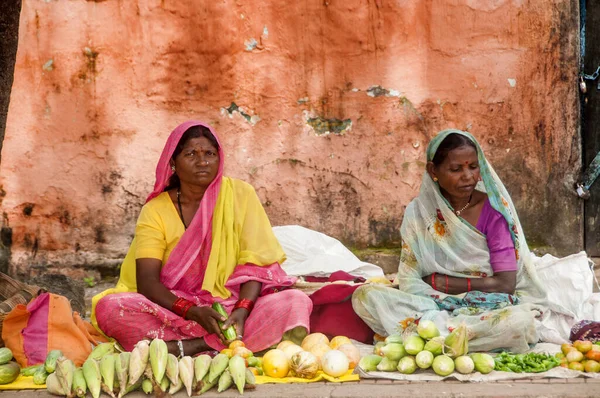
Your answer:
[1,292,108,367]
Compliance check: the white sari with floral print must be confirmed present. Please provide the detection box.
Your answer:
[352,129,599,352]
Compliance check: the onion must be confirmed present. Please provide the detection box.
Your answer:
[417,320,440,340]
[432,355,455,376]
[321,350,349,378]
[404,335,425,355]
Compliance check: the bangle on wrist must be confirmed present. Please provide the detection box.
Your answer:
[445,274,449,294]
[234,298,254,313]
[172,297,194,318]
[431,273,437,291]
[177,340,184,359]
[467,278,472,292]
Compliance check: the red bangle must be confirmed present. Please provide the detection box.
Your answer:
[431,273,437,291]
[172,297,194,317]
[467,278,471,292]
[445,275,449,294]
[234,298,254,313]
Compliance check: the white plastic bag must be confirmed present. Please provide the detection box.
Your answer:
[273,225,384,279]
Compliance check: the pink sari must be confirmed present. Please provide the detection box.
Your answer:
[96,121,311,352]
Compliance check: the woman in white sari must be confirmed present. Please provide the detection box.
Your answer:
[352,129,599,352]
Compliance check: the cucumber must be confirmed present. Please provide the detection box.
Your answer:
[20,364,44,376]
[44,350,62,373]
[211,303,238,341]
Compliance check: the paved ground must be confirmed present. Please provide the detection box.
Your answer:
[1,378,599,398]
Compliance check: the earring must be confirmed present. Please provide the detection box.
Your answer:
[171,165,176,172]
[433,177,438,182]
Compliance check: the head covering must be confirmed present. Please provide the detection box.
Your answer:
[150,121,224,291]
[395,129,546,301]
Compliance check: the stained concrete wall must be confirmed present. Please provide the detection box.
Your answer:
[0,0,582,279]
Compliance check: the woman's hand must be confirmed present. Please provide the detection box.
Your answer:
[422,274,437,289]
[186,305,227,342]
[222,308,249,341]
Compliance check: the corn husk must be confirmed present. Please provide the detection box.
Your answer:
[100,353,116,398]
[381,343,406,361]
[165,353,179,384]
[229,355,246,394]
[208,353,228,383]
[56,356,75,396]
[141,379,153,394]
[33,366,49,385]
[178,356,194,396]
[45,350,63,374]
[196,374,217,395]
[373,341,386,356]
[424,336,445,356]
[384,334,403,345]
[82,359,102,398]
[115,352,130,398]
[194,354,211,383]
[358,355,383,372]
[127,340,149,387]
[46,373,66,396]
[159,376,169,392]
[121,378,142,397]
[443,323,469,358]
[149,338,168,383]
[73,368,87,398]
[217,370,233,392]
[376,357,399,372]
[245,368,256,389]
[168,375,183,395]
[88,342,116,361]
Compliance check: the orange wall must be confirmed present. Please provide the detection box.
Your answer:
[0,0,582,277]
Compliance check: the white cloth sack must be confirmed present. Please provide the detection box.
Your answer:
[273,225,384,279]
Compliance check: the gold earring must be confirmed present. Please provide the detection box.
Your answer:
[433,177,438,182]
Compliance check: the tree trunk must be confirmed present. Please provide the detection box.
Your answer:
[0,0,22,165]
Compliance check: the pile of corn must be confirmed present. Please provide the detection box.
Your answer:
[42,339,255,397]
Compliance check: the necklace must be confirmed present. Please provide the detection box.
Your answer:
[176,188,187,230]
[454,193,473,216]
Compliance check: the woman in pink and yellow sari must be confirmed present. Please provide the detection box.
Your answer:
[91,121,312,356]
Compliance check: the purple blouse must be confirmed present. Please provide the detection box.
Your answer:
[475,199,518,273]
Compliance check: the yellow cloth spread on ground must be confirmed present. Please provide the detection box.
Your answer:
[0,375,46,390]
[255,369,359,384]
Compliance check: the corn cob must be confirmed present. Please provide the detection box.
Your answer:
[168,375,183,395]
[141,379,153,394]
[72,368,87,398]
[21,364,44,376]
[194,354,211,383]
[159,376,169,392]
[87,342,116,361]
[245,368,256,387]
[229,355,246,394]
[45,350,63,373]
[208,353,229,383]
[82,359,101,398]
[178,356,194,396]
[33,366,49,385]
[55,356,75,396]
[165,353,179,384]
[127,340,149,387]
[46,372,65,396]
[115,352,130,398]
[196,374,217,395]
[212,302,237,341]
[217,370,233,392]
[121,378,142,397]
[100,353,116,398]
[149,338,168,383]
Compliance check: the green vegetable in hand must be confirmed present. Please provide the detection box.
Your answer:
[212,303,237,341]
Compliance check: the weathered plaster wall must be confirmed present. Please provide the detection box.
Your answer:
[0,0,582,278]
